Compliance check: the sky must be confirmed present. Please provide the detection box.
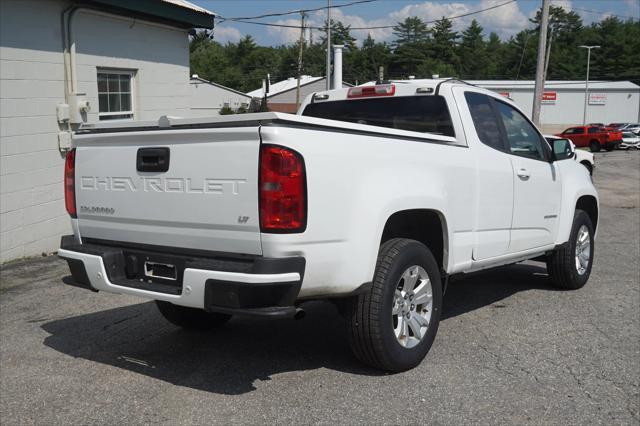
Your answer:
[192,0,639,45]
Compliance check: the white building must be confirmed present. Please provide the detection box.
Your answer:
[0,0,214,262]
[189,75,253,116]
[247,75,352,113]
[470,80,640,132]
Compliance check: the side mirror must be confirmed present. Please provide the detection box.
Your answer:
[552,138,575,161]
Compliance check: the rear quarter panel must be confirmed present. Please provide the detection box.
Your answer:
[259,124,476,298]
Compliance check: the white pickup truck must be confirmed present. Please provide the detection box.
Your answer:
[58,79,598,372]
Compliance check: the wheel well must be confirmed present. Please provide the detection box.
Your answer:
[381,210,446,270]
[580,160,593,174]
[576,196,598,231]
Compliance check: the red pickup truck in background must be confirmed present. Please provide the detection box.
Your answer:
[557,126,623,152]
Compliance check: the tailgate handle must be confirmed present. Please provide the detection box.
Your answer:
[137,147,170,172]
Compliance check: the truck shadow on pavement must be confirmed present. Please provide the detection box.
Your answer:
[42,263,553,395]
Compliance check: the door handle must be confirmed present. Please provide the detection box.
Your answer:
[517,168,530,180]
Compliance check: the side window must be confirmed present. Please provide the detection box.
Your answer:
[465,92,504,151]
[564,127,579,135]
[587,127,600,134]
[495,101,546,161]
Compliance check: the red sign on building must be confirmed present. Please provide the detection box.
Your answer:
[542,91,557,104]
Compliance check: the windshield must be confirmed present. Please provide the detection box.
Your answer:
[302,96,455,137]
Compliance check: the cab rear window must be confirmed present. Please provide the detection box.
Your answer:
[302,96,455,137]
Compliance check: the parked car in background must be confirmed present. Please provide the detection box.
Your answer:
[620,131,640,149]
[545,135,595,175]
[624,124,640,135]
[557,126,622,152]
[608,122,631,129]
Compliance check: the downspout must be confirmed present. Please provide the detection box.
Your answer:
[61,5,80,99]
[59,5,79,152]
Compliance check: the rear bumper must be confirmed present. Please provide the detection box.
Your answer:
[58,236,305,318]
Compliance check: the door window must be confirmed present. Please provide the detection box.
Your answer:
[495,101,546,161]
[563,127,581,135]
[464,92,504,151]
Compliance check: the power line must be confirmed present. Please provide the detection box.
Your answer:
[567,7,638,21]
[217,0,517,31]
[218,0,376,22]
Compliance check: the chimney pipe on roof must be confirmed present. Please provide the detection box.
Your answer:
[332,45,344,90]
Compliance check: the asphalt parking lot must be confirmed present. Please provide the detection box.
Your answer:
[1,151,638,425]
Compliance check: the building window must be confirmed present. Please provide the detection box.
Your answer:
[97,70,134,120]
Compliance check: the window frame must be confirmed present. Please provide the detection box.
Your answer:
[491,96,552,162]
[97,68,135,121]
[301,95,456,138]
[464,91,508,153]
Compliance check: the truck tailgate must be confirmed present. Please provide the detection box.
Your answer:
[74,127,261,255]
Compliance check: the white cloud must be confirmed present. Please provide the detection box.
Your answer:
[550,0,573,12]
[474,0,530,38]
[266,18,304,44]
[267,1,533,45]
[213,25,242,43]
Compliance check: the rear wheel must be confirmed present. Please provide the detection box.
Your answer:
[346,238,442,372]
[590,140,601,152]
[604,143,616,151]
[546,209,594,289]
[155,301,231,330]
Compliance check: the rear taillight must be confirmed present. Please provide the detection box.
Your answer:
[347,84,395,98]
[64,149,76,218]
[259,144,306,232]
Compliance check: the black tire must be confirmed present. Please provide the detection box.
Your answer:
[546,209,595,289]
[346,238,443,372]
[604,143,616,152]
[155,300,231,330]
[590,140,601,152]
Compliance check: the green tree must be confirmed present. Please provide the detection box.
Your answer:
[392,16,429,46]
[320,19,357,49]
[391,17,430,77]
[458,19,488,78]
[430,17,458,76]
[351,34,392,83]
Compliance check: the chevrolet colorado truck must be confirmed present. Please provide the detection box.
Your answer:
[58,79,599,372]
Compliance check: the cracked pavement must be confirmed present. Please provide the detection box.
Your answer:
[1,151,638,425]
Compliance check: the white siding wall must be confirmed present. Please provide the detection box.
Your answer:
[189,80,252,117]
[0,0,191,262]
[484,88,640,126]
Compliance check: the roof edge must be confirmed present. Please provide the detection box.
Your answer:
[85,0,215,29]
[190,76,253,98]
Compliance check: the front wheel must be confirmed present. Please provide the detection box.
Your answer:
[546,209,595,289]
[155,301,231,330]
[346,238,443,372]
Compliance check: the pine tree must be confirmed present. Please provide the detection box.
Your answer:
[392,17,429,46]
[458,20,487,78]
[430,17,458,75]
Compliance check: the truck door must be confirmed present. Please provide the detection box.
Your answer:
[455,88,513,260]
[493,100,562,252]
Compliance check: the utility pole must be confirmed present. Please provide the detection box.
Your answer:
[579,45,599,125]
[326,0,331,90]
[378,66,384,83]
[531,0,550,127]
[295,12,306,111]
[543,29,553,82]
